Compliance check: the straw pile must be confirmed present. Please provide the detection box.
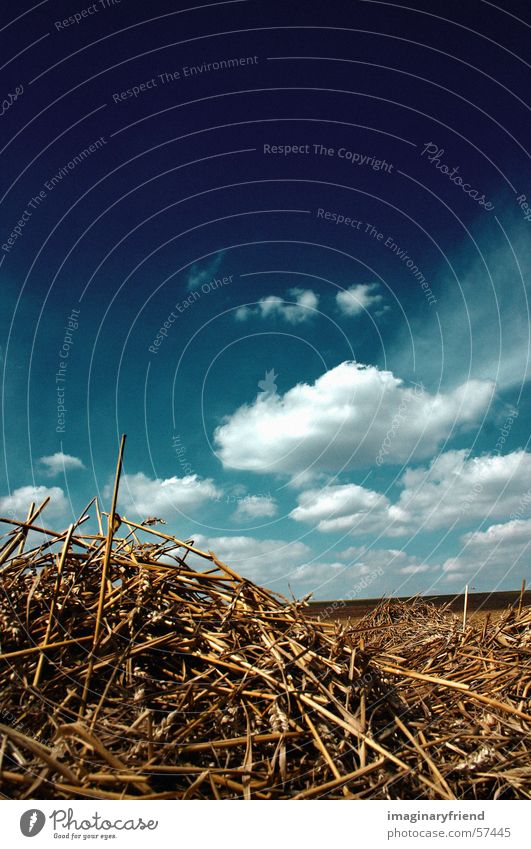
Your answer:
[0,470,530,799]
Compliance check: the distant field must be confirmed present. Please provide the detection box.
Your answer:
[309,589,531,622]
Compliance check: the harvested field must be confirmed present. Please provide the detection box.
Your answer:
[0,475,530,799]
[310,590,531,624]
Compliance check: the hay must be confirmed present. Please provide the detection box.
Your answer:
[0,484,530,799]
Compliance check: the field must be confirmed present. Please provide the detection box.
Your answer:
[1,494,530,801]
[310,590,531,624]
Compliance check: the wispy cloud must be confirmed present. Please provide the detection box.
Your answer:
[186,253,224,291]
[236,288,319,323]
[234,495,278,520]
[336,283,384,317]
[292,546,432,596]
[191,533,311,583]
[189,536,433,599]
[390,228,531,390]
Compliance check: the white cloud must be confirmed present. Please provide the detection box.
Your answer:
[115,472,220,519]
[0,485,68,519]
[288,545,433,598]
[234,495,278,520]
[290,482,391,533]
[394,449,531,531]
[189,518,527,597]
[215,361,494,475]
[38,452,85,477]
[235,288,319,324]
[336,283,383,316]
[191,533,311,583]
[308,545,430,576]
[290,450,531,537]
[442,518,531,585]
[189,533,433,597]
[284,469,336,490]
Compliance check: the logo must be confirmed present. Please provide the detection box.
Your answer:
[258,368,278,397]
[20,810,46,837]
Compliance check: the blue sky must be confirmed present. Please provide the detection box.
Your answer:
[1,0,530,599]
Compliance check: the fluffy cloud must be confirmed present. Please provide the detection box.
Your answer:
[290,450,531,537]
[336,283,383,316]
[234,495,278,520]
[0,485,68,519]
[235,288,318,324]
[115,473,220,519]
[215,361,494,474]
[393,449,531,531]
[290,483,391,533]
[442,518,531,584]
[38,452,85,477]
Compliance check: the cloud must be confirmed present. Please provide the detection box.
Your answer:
[336,283,383,316]
[290,450,531,536]
[38,452,85,477]
[235,288,319,324]
[305,545,431,577]
[190,532,433,598]
[393,449,531,531]
[442,518,531,585]
[234,495,278,520]
[0,485,68,520]
[191,533,311,583]
[284,544,434,599]
[115,472,220,519]
[186,253,224,291]
[290,483,391,533]
[390,229,531,391]
[215,361,494,475]
[190,516,527,597]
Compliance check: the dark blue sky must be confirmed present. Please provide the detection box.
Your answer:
[1,0,530,599]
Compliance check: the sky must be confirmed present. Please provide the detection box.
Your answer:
[0,0,530,600]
